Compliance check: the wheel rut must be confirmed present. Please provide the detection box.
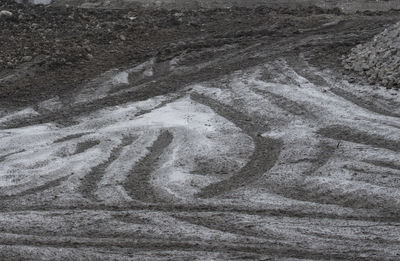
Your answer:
[318,125,400,152]
[0,175,72,201]
[364,160,400,171]
[330,88,400,118]
[191,93,282,198]
[304,141,336,176]
[254,88,316,119]
[0,235,372,261]
[124,130,173,203]
[79,136,136,200]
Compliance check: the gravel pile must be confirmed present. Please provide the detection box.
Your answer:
[343,21,400,89]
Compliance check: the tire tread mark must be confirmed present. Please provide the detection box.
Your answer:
[124,130,173,203]
[191,93,282,198]
[79,136,136,200]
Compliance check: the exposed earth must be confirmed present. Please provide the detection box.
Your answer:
[1,0,400,260]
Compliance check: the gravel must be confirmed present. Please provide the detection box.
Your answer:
[343,21,400,89]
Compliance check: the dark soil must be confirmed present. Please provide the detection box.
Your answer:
[2,0,397,108]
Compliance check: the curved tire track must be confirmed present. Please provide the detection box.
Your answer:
[191,93,282,198]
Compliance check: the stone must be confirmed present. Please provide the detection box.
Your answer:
[22,56,33,62]
[0,10,13,18]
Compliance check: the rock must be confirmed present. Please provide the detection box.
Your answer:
[361,63,369,70]
[173,12,184,17]
[119,35,126,41]
[22,56,33,62]
[0,10,13,18]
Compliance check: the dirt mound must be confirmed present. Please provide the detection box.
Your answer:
[0,0,351,107]
[343,21,400,89]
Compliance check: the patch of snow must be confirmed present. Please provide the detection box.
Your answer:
[112,72,129,85]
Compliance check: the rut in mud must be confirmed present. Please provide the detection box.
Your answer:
[124,130,173,203]
[0,4,400,261]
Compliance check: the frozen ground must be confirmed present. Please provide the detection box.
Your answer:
[0,4,400,261]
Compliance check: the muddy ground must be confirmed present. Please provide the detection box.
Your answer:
[48,0,400,13]
[0,0,400,260]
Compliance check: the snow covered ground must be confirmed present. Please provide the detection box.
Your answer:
[0,12,400,259]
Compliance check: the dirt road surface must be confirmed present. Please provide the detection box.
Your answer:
[0,1,400,260]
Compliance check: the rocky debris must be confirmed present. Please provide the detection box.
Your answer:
[343,21,400,89]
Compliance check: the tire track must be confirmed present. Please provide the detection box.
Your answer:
[124,130,173,203]
[0,204,398,222]
[318,125,400,152]
[174,215,283,241]
[0,235,375,261]
[0,150,25,163]
[191,93,282,198]
[254,88,316,119]
[197,135,282,198]
[72,140,100,155]
[79,136,136,200]
[330,88,400,118]
[364,160,400,171]
[0,175,71,201]
[304,140,336,176]
[53,132,92,143]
